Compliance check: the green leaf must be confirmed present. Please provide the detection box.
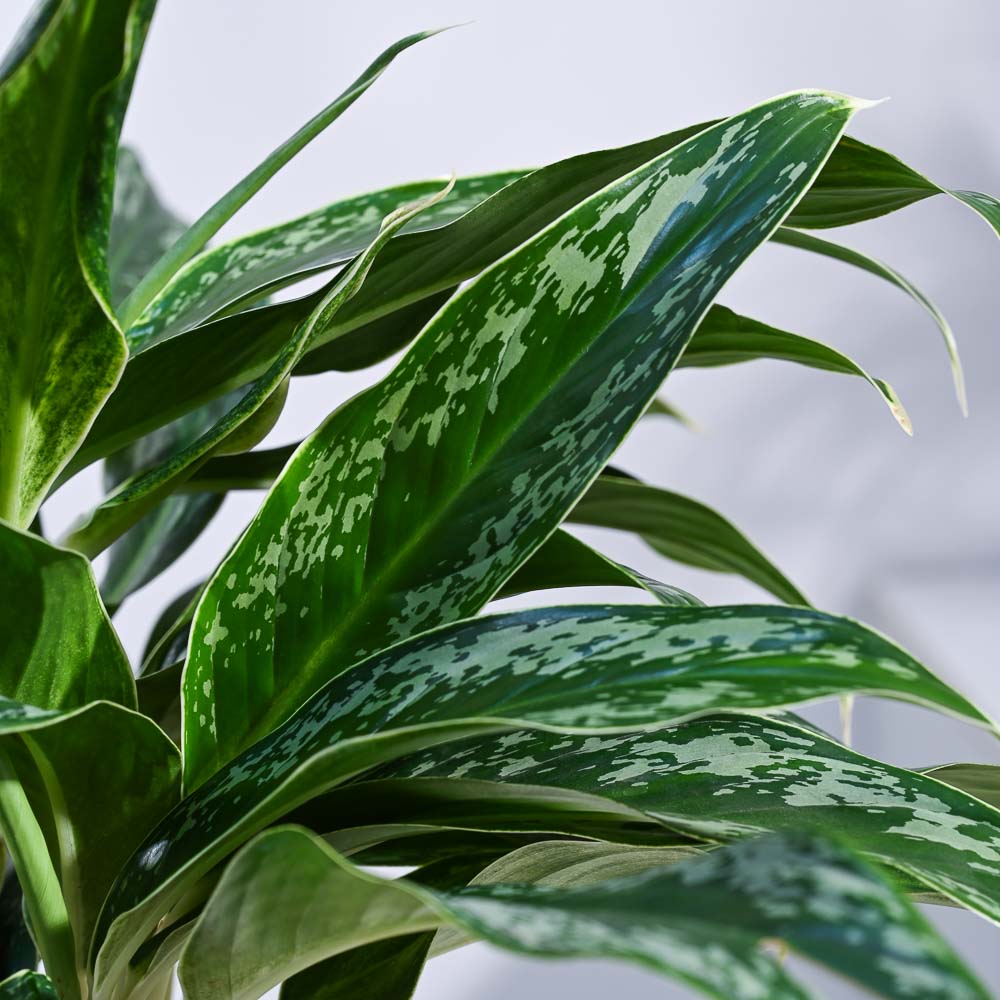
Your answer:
[0,522,134,711]
[177,826,984,1000]
[569,473,808,605]
[108,148,187,308]
[0,973,57,1000]
[63,183,455,559]
[681,304,910,431]
[0,868,36,979]
[0,699,179,991]
[94,600,985,984]
[923,764,1000,809]
[181,91,864,790]
[141,584,203,675]
[0,0,154,526]
[381,713,1000,925]
[129,174,520,351]
[117,29,448,329]
[772,226,967,413]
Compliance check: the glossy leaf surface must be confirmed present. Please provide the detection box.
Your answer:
[181,91,862,790]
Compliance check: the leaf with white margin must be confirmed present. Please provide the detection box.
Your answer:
[380,714,1000,925]
[0,522,134,711]
[181,90,866,790]
[93,601,986,984]
[176,825,985,1000]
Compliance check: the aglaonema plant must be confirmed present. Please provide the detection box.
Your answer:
[1,4,999,1000]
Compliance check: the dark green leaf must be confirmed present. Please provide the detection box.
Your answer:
[180,92,863,790]
[0,972,57,1000]
[923,764,1000,810]
[0,868,36,979]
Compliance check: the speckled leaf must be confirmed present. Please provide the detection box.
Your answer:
[0,699,179,983]
[0,522,134,711]
[570,474,807,605]
[177,826,983,1000]
[0,0,154,526]
[63,185,454,559]
[682,304,910,430]
[94,601,986,983]
[0,973,57,1000]
[181,92,864,790]
[772,227,967,412]
[381,714,1000,924]
[117,30,446,330]
[129,174,520,350]
[924,764,1000,810]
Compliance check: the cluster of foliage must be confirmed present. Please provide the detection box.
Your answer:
[1,4,999,999]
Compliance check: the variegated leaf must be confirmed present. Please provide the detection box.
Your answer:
[0,0,154,526]
[176,826,984,1000]
[180,91,864,791]
[93,601,985,985]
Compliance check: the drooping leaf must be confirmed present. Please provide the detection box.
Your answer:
[0,0,154,526]
[64,183,456,559]
[380,714,1000,925]
[569,473,808,605]
[681,304,910,430]
[117,29,448,329]
[177,826,984,1000]
[180,91,865,791]
[0,699,179,987]
[772,226,967,412]
[0,523,134,711]
[93,600,986,984]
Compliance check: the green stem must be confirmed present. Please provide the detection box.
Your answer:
[0,748,80,1000]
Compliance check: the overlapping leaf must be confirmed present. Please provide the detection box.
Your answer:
[379,714,1000,924]
[176,826,983,1000]
[93,599,985,985]
[178,91,864,790]
[0,0,154,526]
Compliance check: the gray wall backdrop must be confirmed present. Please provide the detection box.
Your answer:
[2,1,998,996]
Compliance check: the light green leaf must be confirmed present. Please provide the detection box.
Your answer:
[0,522,134,711]
[681,304,910,431]
[117,29,447,329]
[180,91,864,791]
[94,600,985,984]
[772,226,966,413]
[177,826,984,1000]
[63,183,455,559]
[0,699,178,991]
[923,764,1000,810]
[0,0,154,526]
[381,713,1000,925]
[570,473,807,605]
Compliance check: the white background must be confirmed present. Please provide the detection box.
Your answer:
[2,2,999,996]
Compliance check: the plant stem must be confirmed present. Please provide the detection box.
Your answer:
[0,748,80,1000]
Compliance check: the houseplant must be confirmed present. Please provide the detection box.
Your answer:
[1,2,999,998]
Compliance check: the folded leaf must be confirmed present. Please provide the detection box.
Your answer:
[682,303,910,431]
[0,0,154,525]
[0,523,134,711]
[180,91,864,791]
[177,826,984,1000]
[94,600,985,984]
